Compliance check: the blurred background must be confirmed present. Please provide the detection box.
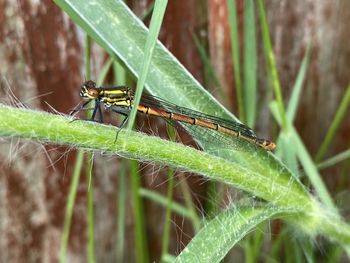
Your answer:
[0,0,350,262]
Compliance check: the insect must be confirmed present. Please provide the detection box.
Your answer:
[71,80,276,151]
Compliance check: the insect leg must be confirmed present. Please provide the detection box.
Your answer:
[89,101,99,121]
[109,108,130,143]
[69,99,93,116]
[96,102,104,123]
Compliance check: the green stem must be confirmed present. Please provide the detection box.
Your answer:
[178,174,201,233]
[116,163,127,262]
[315,84,350,162]
[130,160,149,263]
[227,0,244,121]
[139,188,192,219]
[59,151,84,262]
[1,105,350,247]
[258,0,287,129]
[161,168,175,260]
[87,155,95,263]
[0,105,312,209]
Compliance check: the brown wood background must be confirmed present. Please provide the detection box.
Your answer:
[0,0,349,262]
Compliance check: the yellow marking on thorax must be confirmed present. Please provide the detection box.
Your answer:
[103,98,131,107]
[101,89,127,96]
[112,100,131,107]
[104,97,128,102]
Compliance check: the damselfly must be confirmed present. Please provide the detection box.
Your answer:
[71,80,276,151]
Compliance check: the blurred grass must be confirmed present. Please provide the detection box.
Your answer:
[139,188,193,219]
[317,148,350,170]
[59,149,84,262]
[243,0,257,128]
[161,126,176,261]
[87,153,95,263]
[227,0,244,120]
[130,159,149,263]
[191,31,228,107]
[116,163,127,262]
[258,0,287,129]
[275,46,310,174]
[315,84,350,162]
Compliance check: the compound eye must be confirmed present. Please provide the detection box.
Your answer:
[88,89,99,98]
[79,81,99,98]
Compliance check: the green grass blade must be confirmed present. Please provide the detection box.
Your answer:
[59,150,84,262]
[126,0,168,132]
[270,46,310,177]
[113,60,127,84]
[139,188,193,219]
[242,222,266,263]
[286,45,311,122]
[268,227,287,261]
[258,0,287,129]
[243,0,257,127]
[191,32,227,106]
[116,163,127,262]
[315,84,350,162]
[272,100,298,176]
[161,168,175,259]
[178,174,202,233]
[298,239,315,263]
[227,0,244,120]
[161,126,176,258]
[87,154,95,263]
[130,159,149,263]
[291,127,336,211]
[123,3,169,259]
[174,207,296,263]
[96,57,114,86]
[85,36,91,79]
[317,148,350,170]
[275,131,299,175]
[274,47,310,176]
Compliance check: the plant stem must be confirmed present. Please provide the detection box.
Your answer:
[1,105,350,247]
